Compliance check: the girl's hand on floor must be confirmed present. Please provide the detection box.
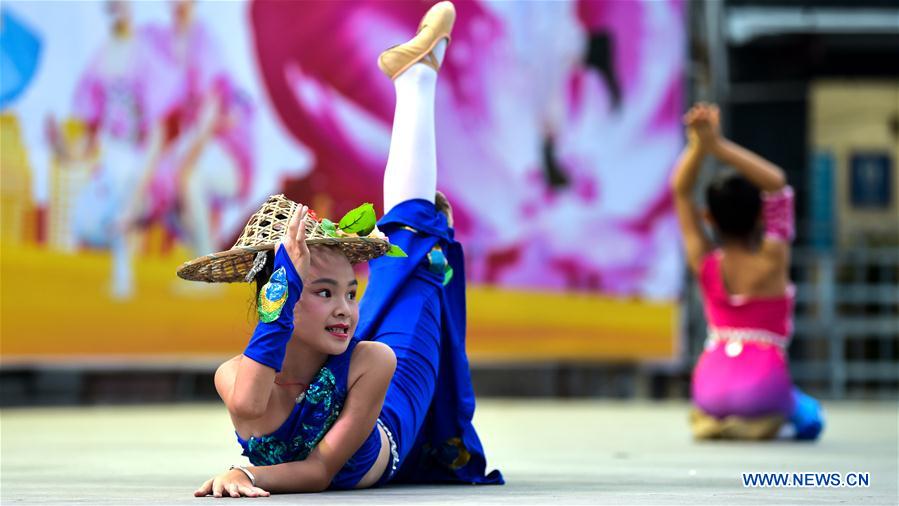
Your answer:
[194,469,271,498]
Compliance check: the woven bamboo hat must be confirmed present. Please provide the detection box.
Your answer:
[177,195,393,283]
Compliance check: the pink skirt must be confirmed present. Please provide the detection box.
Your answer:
[692,340,795,419]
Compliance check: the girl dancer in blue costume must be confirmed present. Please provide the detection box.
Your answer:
[186,2,503,497]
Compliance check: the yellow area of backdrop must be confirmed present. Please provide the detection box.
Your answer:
[0,245,677,364]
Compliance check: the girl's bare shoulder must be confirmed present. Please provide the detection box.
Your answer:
[352,341,396,367]
[349,341,397,384]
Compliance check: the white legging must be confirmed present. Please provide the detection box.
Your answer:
[382,41,447,214]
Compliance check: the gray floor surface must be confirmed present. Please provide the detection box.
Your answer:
[1,400,896,505]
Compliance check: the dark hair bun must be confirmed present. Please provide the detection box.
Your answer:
[705,171,762,243]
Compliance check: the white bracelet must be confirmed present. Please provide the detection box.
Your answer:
[229,465,256,486]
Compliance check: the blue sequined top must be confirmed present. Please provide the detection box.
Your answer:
[236,338,383,489]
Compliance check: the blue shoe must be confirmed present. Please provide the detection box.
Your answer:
[790,387,824,441]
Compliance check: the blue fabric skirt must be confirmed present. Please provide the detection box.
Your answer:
[357,199,503,485]
[375,267,442,464]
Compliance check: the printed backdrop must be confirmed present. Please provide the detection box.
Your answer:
[1,0,684,363]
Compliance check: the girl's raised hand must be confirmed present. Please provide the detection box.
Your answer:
[684,102,721,151]
[280,204,312,281]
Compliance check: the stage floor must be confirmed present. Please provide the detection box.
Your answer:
[2,400,896,505]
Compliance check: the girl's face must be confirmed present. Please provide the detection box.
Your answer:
[293,247,358,356]
[171,0,194,30]
[106,0,131,33]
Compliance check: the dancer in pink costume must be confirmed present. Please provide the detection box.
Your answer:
[672,103,823,440]
[57,0,171,299]
[130,0,254,258]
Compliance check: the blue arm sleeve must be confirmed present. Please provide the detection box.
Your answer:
[243,246,303,372]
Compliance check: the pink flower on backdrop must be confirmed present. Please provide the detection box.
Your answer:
[250,0,684,299]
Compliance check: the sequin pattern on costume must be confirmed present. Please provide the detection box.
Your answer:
[427,245,453,285]
[241,367,343,466]
[421,436,472,471]
[257,267,288,323]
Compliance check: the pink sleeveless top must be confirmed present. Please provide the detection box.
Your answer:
[691,187,796,418]
[701,186,795,342]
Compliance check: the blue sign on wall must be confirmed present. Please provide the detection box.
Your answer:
[850,153,892,209]
[810,151,835,252]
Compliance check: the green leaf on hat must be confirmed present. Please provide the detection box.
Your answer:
[320,218,338,237]
[386,244,407,258]
[338,203,376,236]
